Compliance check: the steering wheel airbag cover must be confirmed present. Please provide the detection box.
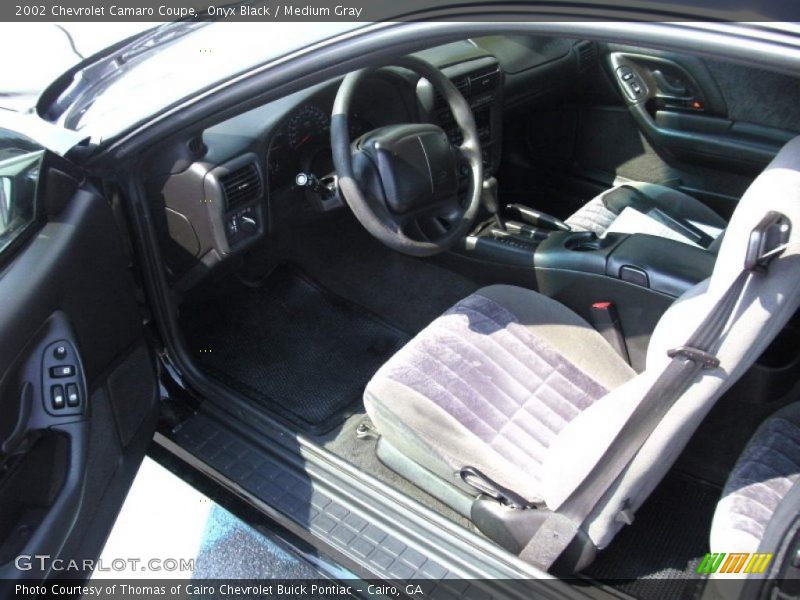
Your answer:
[361,123,458,214]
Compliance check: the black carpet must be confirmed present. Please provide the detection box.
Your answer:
[243,215,481,335]
[582,473,720,600]
[180,264,409,434]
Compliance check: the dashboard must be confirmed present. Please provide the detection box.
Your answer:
[264,76,411,194]
[143,36,595,291]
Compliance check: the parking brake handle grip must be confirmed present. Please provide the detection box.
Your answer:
[506,204,571,232]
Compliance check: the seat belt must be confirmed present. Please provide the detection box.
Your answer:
[520,211,794,570]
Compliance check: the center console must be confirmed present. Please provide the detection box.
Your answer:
[459,206,716,371]
[535,231,716,298]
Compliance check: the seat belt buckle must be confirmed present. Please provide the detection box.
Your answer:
[589,301,631,364]
[667,345,720,369]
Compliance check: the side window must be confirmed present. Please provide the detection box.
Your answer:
[0,128,44,256]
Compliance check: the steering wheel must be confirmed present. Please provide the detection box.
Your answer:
[331,56,483,257]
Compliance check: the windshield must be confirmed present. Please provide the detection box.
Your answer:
[33,22,366,144]
[0,23,156,112]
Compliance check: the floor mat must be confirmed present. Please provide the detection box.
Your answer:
[180,264,410,434]
[582,473,720,600]
[243,215,480,335]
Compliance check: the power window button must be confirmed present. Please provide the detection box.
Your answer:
[52,385,65,409]
[50,365,75,378]
[66,384,80,407]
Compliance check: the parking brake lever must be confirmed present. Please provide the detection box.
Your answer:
[506,204,571,232]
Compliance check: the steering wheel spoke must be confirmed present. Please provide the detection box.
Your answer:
[432,195,465,224]
[409,195,466,238]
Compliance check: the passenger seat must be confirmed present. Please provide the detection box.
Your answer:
[564,181,728,250]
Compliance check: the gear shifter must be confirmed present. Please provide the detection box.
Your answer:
[506,203,571,232]
[481,177,505,231]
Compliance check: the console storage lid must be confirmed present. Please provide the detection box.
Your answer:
[534,231,715,298]
[606,234,716,297]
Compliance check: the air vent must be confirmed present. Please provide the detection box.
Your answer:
[218,162,262,210]
[453,76,470,95]
[576,41,598,71]
[469,68,501,91]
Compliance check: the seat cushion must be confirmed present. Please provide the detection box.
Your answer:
[711,402,800,554]
[565,182,727,248]
[364,285,635,503]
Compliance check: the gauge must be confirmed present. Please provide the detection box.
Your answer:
[287,104,329,149]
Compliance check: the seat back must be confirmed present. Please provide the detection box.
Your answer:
[540,136,800,550]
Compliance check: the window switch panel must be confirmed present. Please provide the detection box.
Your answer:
[42,340,85,417]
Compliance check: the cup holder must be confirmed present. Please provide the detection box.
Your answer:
[565,232,615,252]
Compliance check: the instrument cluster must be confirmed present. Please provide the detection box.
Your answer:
[266,103,373,191]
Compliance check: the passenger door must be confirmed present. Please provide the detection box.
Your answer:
[601,46,799,214]
[502,40,800,220]
[0,127,159,582]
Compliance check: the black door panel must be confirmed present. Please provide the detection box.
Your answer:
[607,51,795,175]
[498,39,800,221]
[703,58,800,132]
[504,103,754,220]
[0,151,158,581]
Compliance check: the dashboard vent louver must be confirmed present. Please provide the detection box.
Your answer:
[469,67,501,91]
[453,76,470,95]
[576,41,598,71]
[219,162,262,210]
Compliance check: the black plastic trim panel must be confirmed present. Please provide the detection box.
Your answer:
[157,411,587,599]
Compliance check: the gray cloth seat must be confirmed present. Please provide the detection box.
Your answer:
[564,181,728,250]
[364,135,800,571]
[710,402,800,554]
[365,285,635,504]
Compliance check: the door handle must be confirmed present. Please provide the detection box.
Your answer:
[652,69,689,97]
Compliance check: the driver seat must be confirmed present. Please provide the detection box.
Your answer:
[363,136,800,571]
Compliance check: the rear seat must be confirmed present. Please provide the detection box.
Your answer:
[710,402,800,556]
[704,399,800,600]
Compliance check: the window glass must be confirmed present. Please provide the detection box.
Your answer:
[0,128,43,255]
